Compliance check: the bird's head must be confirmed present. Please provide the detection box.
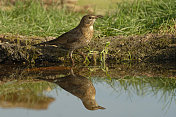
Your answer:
[80,15,103,27]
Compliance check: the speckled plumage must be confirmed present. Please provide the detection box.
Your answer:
[35,15,103,65]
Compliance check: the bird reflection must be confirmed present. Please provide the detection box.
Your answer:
[37,68,105,110]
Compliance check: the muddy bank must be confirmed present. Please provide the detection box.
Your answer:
[0,62,175,80]
[89,34,176,62]
[0,34,175,63]
[0,35,67,63]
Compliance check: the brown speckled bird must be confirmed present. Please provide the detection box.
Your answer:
[35,15,103,65]
[36,68,105,110]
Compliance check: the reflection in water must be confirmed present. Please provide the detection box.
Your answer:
[0,81,55,110]
[0,63,175,115]
[102,76,176,112]
[37,68,105,110]
[0,92,55,110]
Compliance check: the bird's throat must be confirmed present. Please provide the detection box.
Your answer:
[89,26,93,31]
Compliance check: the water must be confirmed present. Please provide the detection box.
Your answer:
[0,63,176,117]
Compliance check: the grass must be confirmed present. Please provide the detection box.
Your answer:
[98,0,176,36]
[0,0,175,37]
[0,0,82,37]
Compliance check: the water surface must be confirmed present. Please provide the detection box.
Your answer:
[0,63,175,117]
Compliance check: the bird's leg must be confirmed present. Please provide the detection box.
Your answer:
[69,50,75,66]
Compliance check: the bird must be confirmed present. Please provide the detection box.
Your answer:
[34,15,103,65]
[36,68,105,110]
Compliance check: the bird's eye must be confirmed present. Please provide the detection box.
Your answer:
[89,17,92,19]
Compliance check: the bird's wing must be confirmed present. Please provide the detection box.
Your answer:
[35,27,82,46]
[59,28,82,44]
[48,27,82,45]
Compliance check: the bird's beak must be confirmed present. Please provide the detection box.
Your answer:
[95,15,103,19]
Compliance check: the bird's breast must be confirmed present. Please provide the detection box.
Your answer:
[79,27,94,46]
[83,28,93,38]
[84,32,93,44]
